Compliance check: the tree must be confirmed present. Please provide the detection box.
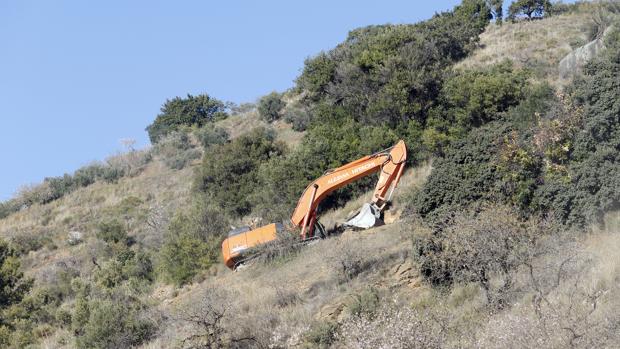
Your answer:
[258,92,285,122]
[487,0,503,24]
[195,127,286,217]
[508,0,552,21]
[146,94,228,143]
[0,240,32,312]
[0,239,33,345]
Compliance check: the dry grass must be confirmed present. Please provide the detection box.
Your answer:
[214,108,304,148]
[151,220,421,348]
[0,158,195,282]
[457,11,593,85]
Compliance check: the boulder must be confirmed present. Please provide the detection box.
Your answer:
[559,26,614,79]
[67,231,83,245]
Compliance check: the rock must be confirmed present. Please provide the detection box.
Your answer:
[67,231,83,245]
[389,259,419,288]
[384,209,402,224]
[317,302,345,322]
[559,26,614,79]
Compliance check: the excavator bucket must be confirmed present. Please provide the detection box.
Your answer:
[344,203,384,229]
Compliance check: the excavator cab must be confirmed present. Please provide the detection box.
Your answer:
[221,223,284,269]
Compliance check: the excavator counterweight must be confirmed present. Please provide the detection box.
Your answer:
[221,140,407,269]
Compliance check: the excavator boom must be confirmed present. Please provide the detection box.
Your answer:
[221,140,407,269]
[292,140,407,238]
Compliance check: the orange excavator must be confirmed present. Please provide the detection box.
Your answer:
[221,140,407,269]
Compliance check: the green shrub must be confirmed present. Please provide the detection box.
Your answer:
[195,127,287,217]
[94,260,124,289]
[73,163,106,187]
[527,42,619,227]
[413,122,508,222]
[258,91,285,122]
[507,0,552,21]
[347,287,380,318]
[74,297,156,349]
[423,61,532,154]
[123,250,154,282]
[304,321,339,349]
[153,131,201,170]
[96,219,128,244]
[0,326,9,347]
[146,93,228,143]
[0,239,33,310]
[42,174,74,203]
[0,199,19,220]
[158,222,215,286]
[0,240,35,347]
[296,1,490,129]
[195,125,229,149]
[158,199,228,285]
[283,104,311,131]
[9,230,53,255]
[413,75,556,222]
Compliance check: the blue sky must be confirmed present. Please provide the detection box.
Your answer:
[1,0,489,200]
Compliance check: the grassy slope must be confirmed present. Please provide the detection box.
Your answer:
[457,10,592,86]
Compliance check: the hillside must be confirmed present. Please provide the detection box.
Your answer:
[2,1,620,348]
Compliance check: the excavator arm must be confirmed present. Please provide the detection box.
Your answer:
[291,140,407,239]
[221,140,407,269]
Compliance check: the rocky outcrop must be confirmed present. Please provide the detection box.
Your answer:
[559,26,614,79]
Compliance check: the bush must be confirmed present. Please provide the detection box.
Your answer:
[43,174,74,203]
[0,239,33,310]
[195,127,287,218]
[347,287,380,318]
[195,125,229,149]
[0,240,35,346]
[158,199,228,285]
[507,0,552,21]
[413,206,548,306]
[0,199,19,219]
[258,91,285,122]
[152,131,200,170]
[73,163,106,187]
[423,61,532,154]
[105,149,152,178]
[74,296,156,349]
[146,93,228,143]
[304,321,339,349]
[9,230,53,255]
[296,1,491,128]
[159,231,214,285]
[413,122,509,222]
[519,41,619,227]
[283,105,311,132]
[123,250,154,283]
[413,76,555,221]
[96,219,128,244]
[94,260,124,289]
